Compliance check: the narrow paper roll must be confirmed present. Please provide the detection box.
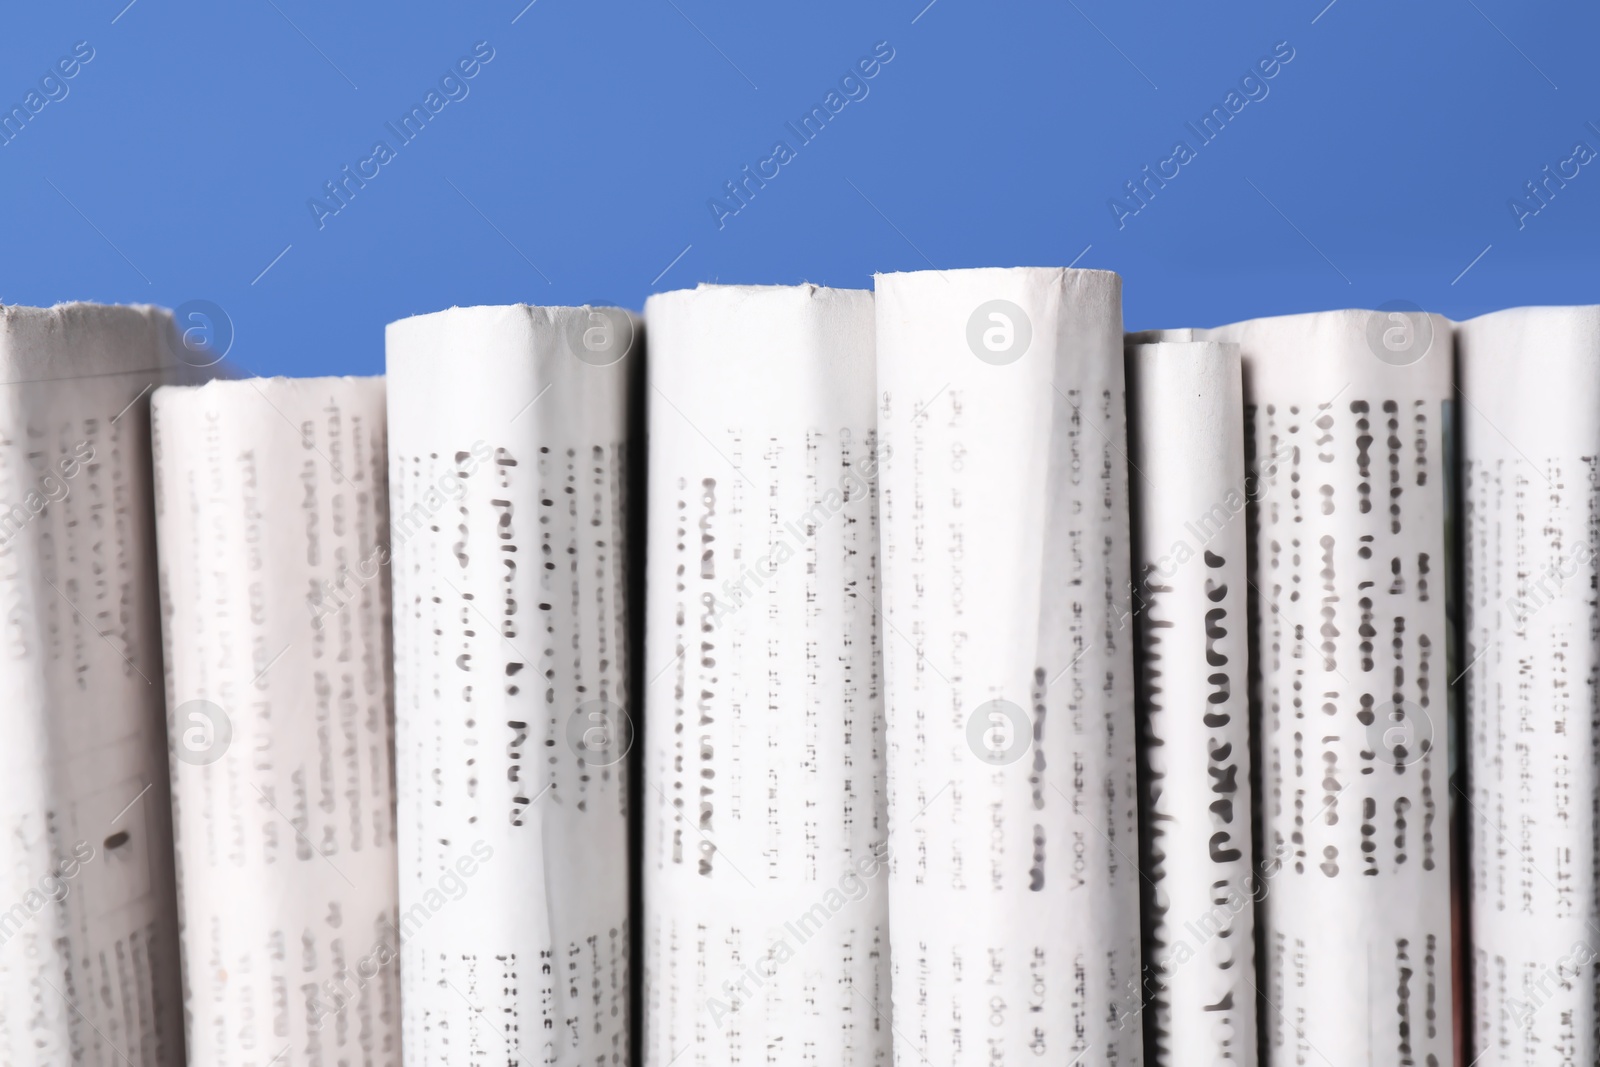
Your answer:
[640,284,889,1067]
[1209,308,1454,1067]
[1126,340,1256,1066]
[0,304,189,1064]
[874,267,1143,1066]
[386,305,634,1066]
[1457,306,1600,1066]
[152,376,399,1066]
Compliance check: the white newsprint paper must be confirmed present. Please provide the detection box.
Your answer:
[874,267,1143,1066]
[1458,305,1600,1066]
[386,305,633,1066]
[0,304,191,1064]
[640,284,889,1067]
[151,376,400,1066]
[1126,340,1256,1066]
[1209,308,1455,1067]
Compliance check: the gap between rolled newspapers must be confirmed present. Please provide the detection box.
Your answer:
[171,443,496,768]
[968,441,1291,766]
[308,439,492,629]
[1120,438,1292,628]
[307,839,494,1030]
[705,840,891,1028]
[1112,837,1294,1033]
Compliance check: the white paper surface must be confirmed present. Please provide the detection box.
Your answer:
[152,376,400,1066]
[1208,308,1455,1067]
[385,305,633,1066]
[1126,340,1256,1066]
[874,267,1143,1066]
[640,284,889,1067]
[0,304,190,1064]
[1457,305,1600,1066]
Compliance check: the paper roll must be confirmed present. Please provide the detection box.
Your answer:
[1457,305,1600,1066]
[640,284,889,1067]
[874,267,1143,1066]
[152,376,400,1066]
[1126,339,1256,1066]
[385,305,634,1066]
[1209,308,1455,1067]
[0,304,189,1065]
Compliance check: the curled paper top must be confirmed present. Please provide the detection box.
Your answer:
[646,283,875,437]
[1210,306,1452,397]
[0,302,183,384]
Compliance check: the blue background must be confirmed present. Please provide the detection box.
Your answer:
[0,0,1593,377]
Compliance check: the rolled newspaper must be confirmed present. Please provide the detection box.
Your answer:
[1126,338,1256,1066]
[152,375,400,1066]
[0,303,190,1065]
[874,266,1143,1066]
[1458,305,1600,1065]
[386,305,635,1065]
[1209,307,1454,1067]
[641,284,890,1067]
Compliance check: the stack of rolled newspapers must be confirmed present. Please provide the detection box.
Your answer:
[0,282,1586,1067]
